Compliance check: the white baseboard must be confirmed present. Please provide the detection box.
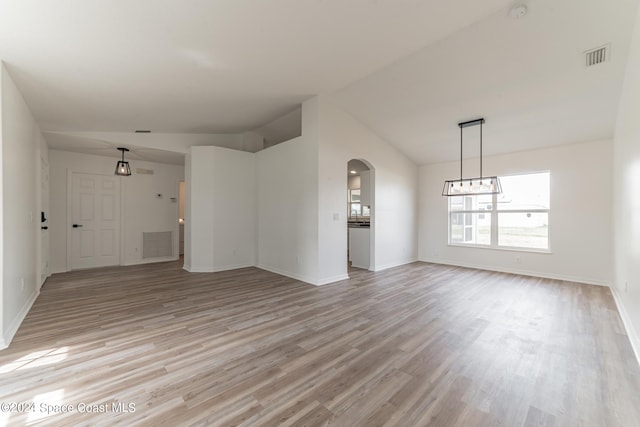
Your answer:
[40,273,51,288]
[256,264,318,286]
[422,258,610,287]
[213,263,255,273]
[1,289,39,350]
[184,262,348,286]
[122,256,178,266]
[183,263,254,273]
[314,273,350,286]
[610,287,640,367]
[372,258,418,272]
[183,265,213,273]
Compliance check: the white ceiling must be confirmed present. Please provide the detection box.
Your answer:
[334,0,639,164]
[0,0,637,165]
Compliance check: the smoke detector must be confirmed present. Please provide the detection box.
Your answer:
[508,4,528,19]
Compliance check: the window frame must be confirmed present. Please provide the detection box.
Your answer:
[447,171,551,253]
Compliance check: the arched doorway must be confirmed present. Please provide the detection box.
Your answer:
[347,159,374,270]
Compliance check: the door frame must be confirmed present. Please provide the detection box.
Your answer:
[66,170,122,271]
[39,149,50,287]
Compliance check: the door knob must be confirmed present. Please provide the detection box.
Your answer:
[72,224,83,228]
[41,226,48,230]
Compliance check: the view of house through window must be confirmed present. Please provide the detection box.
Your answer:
[449,172,550,250]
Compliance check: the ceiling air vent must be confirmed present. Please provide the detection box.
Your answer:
[584,45,609,67]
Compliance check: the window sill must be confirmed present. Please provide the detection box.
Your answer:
[448,243,552,254]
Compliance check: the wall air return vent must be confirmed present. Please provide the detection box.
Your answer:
[585,45,609,67]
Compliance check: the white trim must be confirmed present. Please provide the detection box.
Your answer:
[175,179,183,258]
[66,170,122,271]
[257,264,320,286]
[448,243,552,254]
[66,169,72,271]
[122,256,178,266]
[448,171,551,252]
[2,289,39,350]
[183,263,255,273]
[40,273,51,287]
[183,266,214,273]
[315,273,350,286]
[610,287,640,367]
[422,258,610,287]
[256,264,313,284]
[212,263,255,273]
[372,258,418,272]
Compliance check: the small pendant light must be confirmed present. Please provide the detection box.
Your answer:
[115,147,132,176]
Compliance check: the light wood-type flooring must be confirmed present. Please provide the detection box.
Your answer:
[1,261,639,426]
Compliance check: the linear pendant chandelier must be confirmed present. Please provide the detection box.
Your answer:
[442,118,501,196]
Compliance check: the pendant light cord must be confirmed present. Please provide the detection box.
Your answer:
[480,120,483,180]
[460,126,463,181]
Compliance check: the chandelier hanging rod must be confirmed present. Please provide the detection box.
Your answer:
[458,118,485,181]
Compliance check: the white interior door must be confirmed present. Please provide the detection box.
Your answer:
[70,172,120,269]
[40,154,50,285]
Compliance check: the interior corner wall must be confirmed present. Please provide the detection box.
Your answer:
[1,64,41,349]
[419,139,613,286]
[256,132,320,283]
[316,96,418,280]
[48,150,184,272]
[184,147,214,272]
[612,2,640,360]
[0,63,4,348]
[185,146,256,272]
[185,96,418,286]
[183,152,192,270]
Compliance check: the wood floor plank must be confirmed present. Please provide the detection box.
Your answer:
[1,260,639,426]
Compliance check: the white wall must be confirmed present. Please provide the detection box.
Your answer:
[185,146,256,272]
[184,148,214,272]
[317,96,418,281]
[348,175,360,190]
[613,4,640,360]
[0,63,4,348]
[184,153,193,269]
[419,139,613,286]
[50,131,245,156]
[256,133,320,283]
[48,150,184,272]
[0,64,43,349]
[180,96,418,286]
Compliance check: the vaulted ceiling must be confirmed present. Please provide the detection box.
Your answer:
[0,0,637,165]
